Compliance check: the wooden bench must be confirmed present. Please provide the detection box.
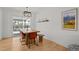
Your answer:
[37,34,44,43]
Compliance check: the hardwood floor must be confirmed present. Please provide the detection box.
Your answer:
[0,37,67,51]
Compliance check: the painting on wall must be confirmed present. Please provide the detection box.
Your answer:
[62,8,78,30]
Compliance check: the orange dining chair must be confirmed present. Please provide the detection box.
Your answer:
[28,32,37,48]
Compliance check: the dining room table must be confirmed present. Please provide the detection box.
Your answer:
[20,28,40,45]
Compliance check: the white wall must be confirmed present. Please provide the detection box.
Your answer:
[30,12,37,29]
[2,8,23,38]
[0,8,2,39]
[1,7,37,38]
[36,7,79,48]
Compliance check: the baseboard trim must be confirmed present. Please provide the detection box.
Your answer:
[0,36,13,40]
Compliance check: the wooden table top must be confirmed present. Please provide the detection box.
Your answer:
[21,29,40,33]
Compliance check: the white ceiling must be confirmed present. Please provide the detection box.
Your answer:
[10,7,41,12]
[10,7,56,13]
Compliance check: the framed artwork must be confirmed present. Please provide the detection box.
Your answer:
[62,8,78,30]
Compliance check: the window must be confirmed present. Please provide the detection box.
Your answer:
[13,18,31,35]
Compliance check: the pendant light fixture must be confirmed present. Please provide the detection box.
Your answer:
[23,7,32,17]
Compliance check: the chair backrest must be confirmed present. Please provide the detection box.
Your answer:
[20,31,25,39]
[28,32,37,39]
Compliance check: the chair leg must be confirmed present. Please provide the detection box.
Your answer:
[28,39,38,48]
[33,40,35,44]
[34,39,39,46]
[28,39,31,48]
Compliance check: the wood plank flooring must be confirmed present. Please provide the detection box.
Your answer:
[0,37,67,51]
